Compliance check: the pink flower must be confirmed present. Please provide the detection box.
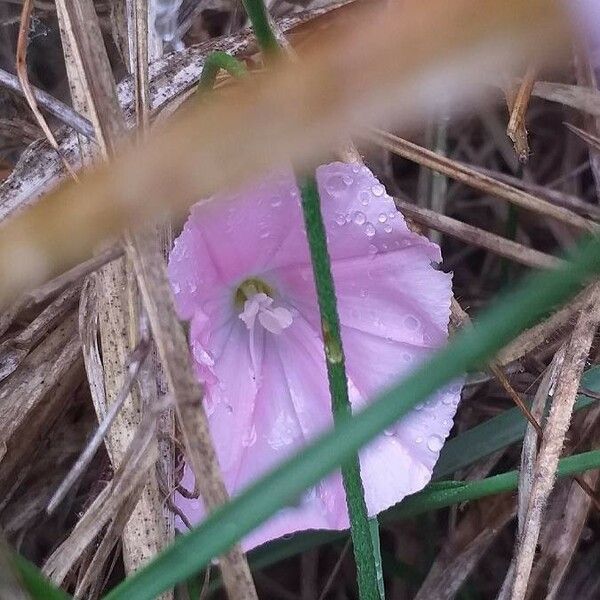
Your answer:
[168,162,461,550]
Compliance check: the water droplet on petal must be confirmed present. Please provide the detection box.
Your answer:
[359,191,370,206]
[388,211,397,219]
[335,214,346,226]
[242,425,257,447]
[325,174,346,196]
[271,197,282,208]
[427,434,444,452]
[415,436,423,444]
[353,211,366,225]
[365,223,376,237]
[404,315,420,330]
[342,174,353,186]
[384,428,395,437]
[378,213,387,223]
[384,224,393,234]
[172,282,181,294]
[401,352,412,362]
[414,403,425,411]
[352,164,360,173]
[372,184,385,197]
[203,396,215,416]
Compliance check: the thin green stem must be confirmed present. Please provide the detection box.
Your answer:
[197,51,248,95]
[241,0,280,56]
[298,173,381,600]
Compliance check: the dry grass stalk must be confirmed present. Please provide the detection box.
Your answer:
[15,0,78,178]
[54,0,170,581]
[46,334,150,514]
[496,348,565,600]
[43,411,159,585]
[450,299,543,436]
[0,313,82,490]
[473,165,600,220]
[524,392,600,598]
[565,122,600,153]
[531,80,600,118]
[507,284,600,600]
[394,196,559,270]
[0,283,80,381]
[73,482,146,599]
[496,285,593,365]
[0,245,120,335]
[0,0,570,306]
[415,495,516,600]
[506,64,537,163]
[367,129,594,232]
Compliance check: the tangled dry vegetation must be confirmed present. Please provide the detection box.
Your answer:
[0,0,599,598]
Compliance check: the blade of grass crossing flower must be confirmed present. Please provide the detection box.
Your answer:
[298,173,382,600]
[197,51,248,95]
[165,446,600,596]
[102,233,600,600]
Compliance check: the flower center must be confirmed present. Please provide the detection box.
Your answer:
[235,278,293,335]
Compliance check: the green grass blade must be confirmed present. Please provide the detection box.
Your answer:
[213,447,600,591]
[8,553,71,600]
[197,51,248,94]
[299,173,381,600]
[103,233,600,600]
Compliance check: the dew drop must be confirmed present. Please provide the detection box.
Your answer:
[353,211,366,225]
[271,197,282,208]
[241,425,257,447]
[384,428,395,437]
[415,436,423,444]
[365,223,376,237]
[378,213,387,223]
[384,224,393,234]
[371,184,385,197]
[401,352,412,362]
[414,403,424,411]
[427,434,444,452]
[325,174,346,196]
[204,396,215,416]
[335,214,346,226]
[388,211,397,219]
[342,174,353,186]
[404,315,420,330]
[172,282,181,294]
[352,164,360,173]
[359,190,371,206]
